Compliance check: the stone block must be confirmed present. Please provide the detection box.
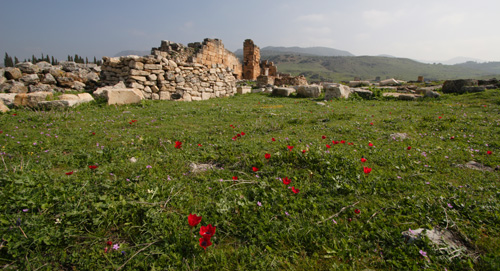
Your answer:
[297,85,322,98]
[105,89,143,105]
[272,87,296,97]
[144,64,162,70]
[4,68,22,80]
[324,85,351,100]
[237,86,251,94]
[20,74,40,85]
[0,99,9,113]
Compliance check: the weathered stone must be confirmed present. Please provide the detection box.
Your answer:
[379,78,401,86]
[8,82,28,93]
[130,76,147,82]
[29,84,53,93]
[105,89,143,105]
[461,86,485,93]
[85,72,99,82]
[60,61,78,72]
[4,68,23,80]
[144,64,162,70]
[201,92,211,100]
[151,93,159,100]
[16,62,40,74]
[272,87,296,97]
[349,81,370,87]
[297,85,322,98]
[147,74,157,81]
[24,92,54,107]
[324,85,350,100]
[78,93,94,102]
[35,61,52,70]
[237,86,251,94]
[129,61,144,70]
[49,68,65,78]
[351,88,373,99]
[43,73,57,84]
[424,90,441,98]
[37,100,80,108]
[20,74,40,85]
[442,79,479,94]
[0,93,17,107]
[159,91,170,100]
[14,93,28,106]
[57,77,74,88]
[175,75,185,83]
[0,99,9,112]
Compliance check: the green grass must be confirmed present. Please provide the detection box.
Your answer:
[1,90,499,270]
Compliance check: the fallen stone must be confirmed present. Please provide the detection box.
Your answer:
[349,81,370,87]
[272,87,296,97]
[4,68,23,80]
[8,81,28,93]
[351,88,373,99]
[379,78,401,86]
[26,92,54,107]
[0,93,17,107]
[73,81,86,91]
[29,83,53,93]
[325,84,350,99]
[0,99,9,113]
[56,77,75,88]
[297,85,322,98]
[16,62,39,74]
[237,86,251,94]
[20,74,40,85]
[42,73,57,84]
[105,89,143,105]
[442,79,478,94]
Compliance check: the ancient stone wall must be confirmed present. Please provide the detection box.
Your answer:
[100,39,239,101]
[260,60,277,77]
[243,39,261,80]
[274,74,308,86]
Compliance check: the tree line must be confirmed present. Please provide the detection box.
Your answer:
[3,53,102,67]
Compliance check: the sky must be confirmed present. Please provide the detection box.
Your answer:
[1,0,499,64]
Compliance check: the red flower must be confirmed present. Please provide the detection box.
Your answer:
[407,146,412,150]
[236,133,241,138]
[107,241,112,246]
[271,138,276,142]
[354,209,361,214]
[368,142,374,147]
[200,224,216,238]
[340,140,346,144]
[487,150,493,155]
[348,142,354,146]
[282,177,291,185]
[188,213,202,227]
[92,132,95,135]
[322,135,326,139]
[326,144,331,149]
[438,116,442,119]
[370,122,374,125]
[302,149,306,153]
[199,235,212,250]
[232,176,238,181]
[129,122,132,124]
[360,157,367,163]
[287,145,294,151]
[450,136,455,140]
[65,171,74,175]
[241,132,245,136]
[332,140,339,145]
[363,167,372,174]
[348,218,352,222]
[88,165,98,170]
[230,124,234,128]
[291,187,300,194]
[252,167,259,172]
[198,144,202,147]
[265,153,271,159]
[174,141,182,149]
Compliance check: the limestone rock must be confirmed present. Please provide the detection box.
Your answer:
[57,77,75,88]
[237,86,251,94]
[442,79,478,94]
[379,78,401,86]
[35,61,53,70]
[0,99,9,113]
[351,88,373,99]
[59,94,80,100]
[4,68,22,80]
[26,92,54,107]
[424,90,441,98]
[0,93,17,107]
[61,61,78,72]
[43,73,57,84]
[324,85,350,100]
[297,85,322,98]
[73,81,86,91]
[16,62,39,74]
[8,81,28,93]
[272,87,296,97]
[349,81,370,87]
[78,93,94,102]
[20,74,40,85]
[29,84,53,93]
[105,89,143,105]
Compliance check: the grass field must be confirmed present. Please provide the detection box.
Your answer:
[1,89,500,270]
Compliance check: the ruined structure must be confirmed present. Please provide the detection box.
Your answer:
[242,39,261,80]
[100,39,240,101]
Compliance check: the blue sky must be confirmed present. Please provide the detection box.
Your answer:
[1,0,499,63]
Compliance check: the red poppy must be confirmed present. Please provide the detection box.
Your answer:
[241,132,245,136]
[232,137,236,141]
[65,171,74,175]
[287,145,294,151]
[232,176,238,181]
[272,138,276,142]
[348,218,352,222]
[302,150,306,153]
[107,241,112,246]
[322,135,326,139]
[368,142,374,147]
[237,133,241,138]
[370,122,374,125]
[340,140,346,144]
[188,213,202,227]
[438,116,442,119]
[92,132,95,135]
[129,122,132,124]
[265,153,271,159]
[89,165,98,170]
[199,236,212,250]
[230,124,234,128]
[174,141,182,149]
[354,209,361,214]
[348,142,354,146]
[282,177,291,185]
[450,136,455,140]
[407,146,412,150]
[198,144,202,147]
[0,131,2,134]
[252,167,259,172]
[360,158,367,163]
[332,140,339,145]
[363,167,372,174]
[326,144,331,149]
[200,224,216,238]
[487,150,493,155]
[291,187,300,194]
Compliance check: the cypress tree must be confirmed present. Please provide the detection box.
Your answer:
[4,53,14,67]
[14,57,19,64]
[51,56,55,65]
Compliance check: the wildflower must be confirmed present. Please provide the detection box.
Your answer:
[447,203,453,208]
[146,165,152,169]
[22,209,29,212]
[287,145,294,151]
[65,171,74,175]
[368,142,374,147]
[370,122,374,125]
[198,144,202,147]
[326,144,331,149]
[285,211,290,216]
[332,219,337,224]
[241,132,245,136]
[340,140,345,144]
[252,167,259,172]
[200,224,216,238]
[199,236,212,250]
[291,186,300,194]
[174,141,182,149]
[407,146,412,150]
[271,137,276,142]
[107,241,112,246]
[322,135,326,139]
[113,244,120,250]
[232,176,238,181]
[302,149,306,153]
[354,209,361,214]
[409,228,416,235]
[487,150,493,155]
[188,213,202,227]
[360,157,367,163]
[363,167,372,174]
[419,250,427,258]
[257,201,262,207]
[265,153,271,159]
[282,177,291,185]
[88,165,98,170]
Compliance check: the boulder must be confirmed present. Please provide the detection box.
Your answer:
[461,86,485,93]
[424,90,441,98]
[104,89,143,105]
[0,99,9,113]
[43,73,57,84]
[26,92,54,107]
[56,77,75,88]
[59,94,80,100]
[8,81,28,93]
[20,74,40,85]
[237,86,251,94]
[351,88,373,99]
[0,93,17,107]
[77,93,94,103]
[35,61,53,71]
[297,85,322,98]
[73,81,86,91]
[60,61,78,72]
[29,83,53,93]
[272,87,296,97]
[379,78,401,86]
[16,62,39,74]
[324,85,350,99]
[4,68,23,80]
[38,100,81,108]
[349,81,370,87]
[442,79,478,94]
[14,93,28,106]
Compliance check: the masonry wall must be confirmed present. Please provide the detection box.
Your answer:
[242,39,261,80]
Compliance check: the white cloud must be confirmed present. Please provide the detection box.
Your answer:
[297,14,327,23]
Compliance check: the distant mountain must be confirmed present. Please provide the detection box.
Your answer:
[234,46,354,57]
[377,54,396,58]
[114,50,151,57]
[454,61,500,75]
[416,56,486,65]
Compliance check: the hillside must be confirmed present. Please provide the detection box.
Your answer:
[234,46,354,57]
[263,54,500,82]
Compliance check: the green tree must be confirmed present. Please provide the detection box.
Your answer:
[4,52,14,67]
[14,57,19,64]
